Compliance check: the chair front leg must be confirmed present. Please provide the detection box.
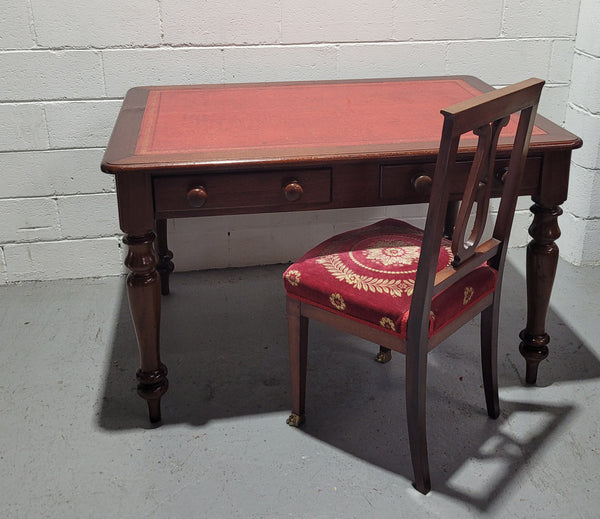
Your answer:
[286,298,308,427]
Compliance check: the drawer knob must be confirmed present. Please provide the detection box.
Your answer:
[413,175,433,195]
[283,180,303,202]
[187,186,208,208]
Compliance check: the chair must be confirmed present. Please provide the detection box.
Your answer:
[282,78,544,494]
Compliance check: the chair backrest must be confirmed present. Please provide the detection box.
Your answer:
[407,78,544,346]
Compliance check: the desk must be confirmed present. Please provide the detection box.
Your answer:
[102,76,581,422]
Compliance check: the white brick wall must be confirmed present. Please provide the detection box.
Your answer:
[575,0,600,56]
[280,1,395,43]
[0,2,35,49]
[1,150,114,198]
[561,0,600,265]
[0,0,592,283]
[102,48,225,97]
[162,1,281,45]
[502,0,580,37]
[3,238,124,283]
[0,246,6,284]
[0,51,105,100]
[0,198,60,243]
[391,1,504,40]
[29,0,162,48]
[0,104,49,150]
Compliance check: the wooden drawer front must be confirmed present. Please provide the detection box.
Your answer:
[379,156,542,202]
[154,168,332,216]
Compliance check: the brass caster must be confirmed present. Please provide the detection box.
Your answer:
[375,347,392,364]
[286,413,305,427]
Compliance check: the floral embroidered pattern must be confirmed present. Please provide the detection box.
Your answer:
[285,269,301,287]
[283,219,498,340]
[349,238,452,275]
[330,293,346,310]
[363,240,420,267]
[316,254,415,297]
[463,286,474,305]
[379,317,396,331]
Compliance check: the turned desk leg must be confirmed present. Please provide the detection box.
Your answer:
[519,203,562,384]
[124,232,168,422]
[156,219,174,296]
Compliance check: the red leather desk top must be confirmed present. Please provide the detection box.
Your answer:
[102,77,575,173]
[137,79,485,155]
[135,78,543,157]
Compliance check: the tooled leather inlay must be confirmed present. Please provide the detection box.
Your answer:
[135,79,545,157]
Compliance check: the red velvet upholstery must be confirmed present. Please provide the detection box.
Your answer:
[283,219,497,339]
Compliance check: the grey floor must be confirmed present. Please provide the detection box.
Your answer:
[1,248,599,518]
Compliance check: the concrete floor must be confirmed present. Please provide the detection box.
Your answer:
[1,248,599,518]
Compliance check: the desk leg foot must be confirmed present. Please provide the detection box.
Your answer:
[124,232,168,423]
[156,219,174,296]
[137,364,169,423]
[519,333,548,384]
[519,203,561,384]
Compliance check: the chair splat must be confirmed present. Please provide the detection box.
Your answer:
[451,116,510,267]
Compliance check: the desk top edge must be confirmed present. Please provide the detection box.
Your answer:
[101,76,582,175]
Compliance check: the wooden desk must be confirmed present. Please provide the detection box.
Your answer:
[101,76,581,423]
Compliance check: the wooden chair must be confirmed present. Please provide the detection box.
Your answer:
[282,78,544,494]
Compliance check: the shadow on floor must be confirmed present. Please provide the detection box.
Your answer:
[297,332,575,508]
[98,265,292,430]
[97,260,597,507]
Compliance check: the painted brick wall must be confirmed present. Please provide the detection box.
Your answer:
[0,0,585,283]
[561,0,600,265]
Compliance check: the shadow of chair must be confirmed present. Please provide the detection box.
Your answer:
[294,317,574,508]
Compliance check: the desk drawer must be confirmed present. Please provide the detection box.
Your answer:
[379,157,542,202]
[154,168,332,216]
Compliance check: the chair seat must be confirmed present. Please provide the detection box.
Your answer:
[284,219,497,339]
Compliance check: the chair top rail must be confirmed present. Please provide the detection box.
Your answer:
[441,78,544,135]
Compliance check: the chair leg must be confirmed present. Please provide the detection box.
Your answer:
[375,346,392,363]
[481,303,500,419]
[286,298,308,427]
[406,345,431,494]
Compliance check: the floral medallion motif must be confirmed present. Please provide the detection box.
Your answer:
[285,269,301,287]
[348,234,426,276]
[344,233,452,276]
[330,293,346,311]
[364,240,421,267]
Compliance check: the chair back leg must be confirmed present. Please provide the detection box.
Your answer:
[375,345,392,363]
